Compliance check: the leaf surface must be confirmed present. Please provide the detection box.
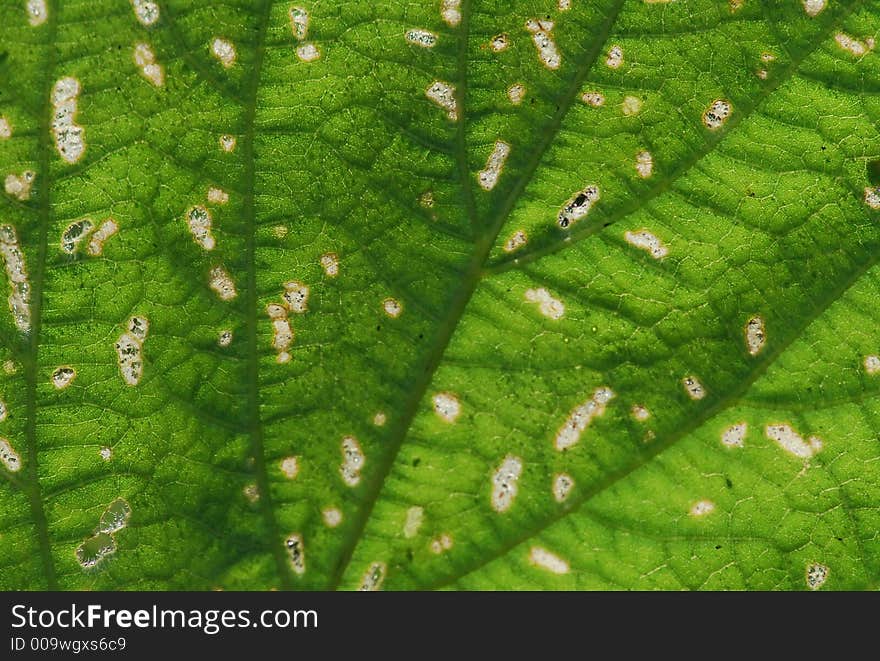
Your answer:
[0,0,878,590]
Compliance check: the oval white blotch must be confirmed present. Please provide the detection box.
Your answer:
[406,28,438,48]
[211,37,236,68]
[383,297,402,318]
[0,438,22,472]
[525,18,560,70]
[503,230,527,253]
[765,423,822,459]
[745,316,766,356]
[703,99,732,130]
[605,45,623,69]
[624,229,667,259]
[322,507,343,528]
[529,547,569,574]
[864,355,880,375]
[802,0,826,16]
[432,392,460,423]
[280,456,299,479]
[320,252,339,277]
[557,185,599,228]
[524,287,565,320]
[340,435,364,487]
[52,366,76,389]
[683,375,706,400]
[491,455,523,513]
[721,422,747,448]
[508,83,526,105]
[631,404,651,422]
[689,500,715,517]
[477,140,510,191]
[555,387,614,451]
[425,81,458,121]
[553,472,574,503]
[806,562,828,589]
[131,0,159,26]
[359,562,387,591]
[403,506,423,538]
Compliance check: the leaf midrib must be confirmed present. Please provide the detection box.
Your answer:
[22,0,59,590]
[328,0,629,589]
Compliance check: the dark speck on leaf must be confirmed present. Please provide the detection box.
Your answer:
[412,458,421,467]
[867,160,880,186]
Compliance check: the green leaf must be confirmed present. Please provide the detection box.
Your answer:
[1,0,878,591]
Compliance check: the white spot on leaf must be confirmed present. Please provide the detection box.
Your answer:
[432,392,460,423]
[133,42,164,87]
[582,92,605,107]
[635,150,653,178]
[508,83,526,105]
[745,316,766,356]
[131,0,159,26]
[267,303,293,364]
[115,316,149,386]
[359,562,387,591]
[282,281,309,314]
[605,45,623,69]
[0,438,21,472]
[864,355,880,375]
[524,287,565,320]
[289,6,309,40]
[834,33,873,56]
[406,28,438,48]
[4,171,35,201]
[689,500,715,517]
[219,134,237,152]
[383,297,402,318]
[721,422,747,448]
[703,99,732,130]
[489,33,509,53]
[218,329,233,347]
[51,77,85,163]
[558,185,599,228]
[209,265,237,301]
[631,404,651,422]
[525,18,560,70]
[425,81,458,121]
[61,219,94,254]
[555,387,614,450]
[86,219,118,256]
[440,0,461,27]
[806,562,828,589]
[207,187,228,204]
[683,375,705,400]
[553,473,574,502]
[622,95,642,116]
[322,507,342,527]
[504,230,527,253]
[26,0,47,26]
[624,229,667,259]
[403,506,423,538]
[430,533,453,554]
[211,38,236,68]
[477,140,510,191]
[296,43,321,63]
[340,435,364,487]
[802,0,826,17]
[280,456,299,479]
[0,117,11,139]
[765,423,823,459]
[0,225,31,332]
[529,547,569,574]
[373,411,386,426]
[320,252,339,277]
[285,534,305,575]
[52,366,75,389]
[491,455,523,513]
